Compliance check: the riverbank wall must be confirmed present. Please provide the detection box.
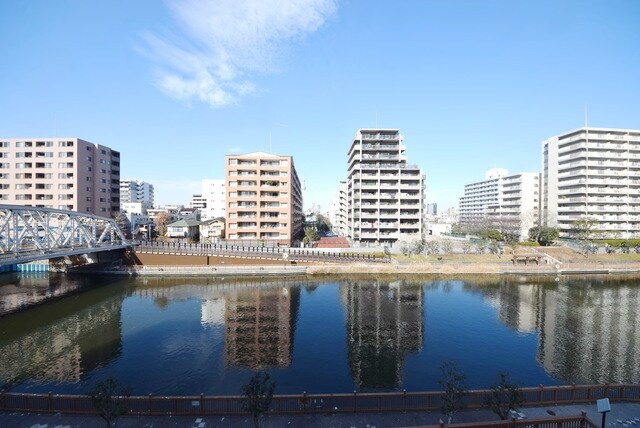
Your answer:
[85,260,640,277]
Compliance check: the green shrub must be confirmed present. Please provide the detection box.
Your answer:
[519,241,539,247]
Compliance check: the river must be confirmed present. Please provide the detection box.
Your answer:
[0,273,638,396]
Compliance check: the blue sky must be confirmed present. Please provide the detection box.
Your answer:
[1,0,639,212]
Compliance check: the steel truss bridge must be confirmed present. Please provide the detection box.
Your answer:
[0,205,131,266]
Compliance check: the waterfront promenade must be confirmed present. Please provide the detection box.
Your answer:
[3,402,640,427]
[110,243,640,276]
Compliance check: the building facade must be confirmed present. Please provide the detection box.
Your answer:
[335,180,348,236]
[485,172,541,240]
[542,127,640,238]
[459,169,540,240]
[0,137,120,215]
[120,179,154,209]
[346,129,425,247]
[192,179,226,221]
[458,168,507,225]
[225,152,303,247]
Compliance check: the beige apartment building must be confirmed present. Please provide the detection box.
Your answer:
[0,138,120,215]
[225,152,303,247]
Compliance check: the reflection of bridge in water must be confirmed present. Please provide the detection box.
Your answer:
[0,275,125,389]
[0,205,130,267]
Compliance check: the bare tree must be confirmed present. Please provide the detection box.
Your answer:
[425,240,440,255]
[113,212,131,238]
[439,361,467,424]
[441,240,454,254]
[485,372,523,420]
[242,371,276,428]
[87,377,131,428]
[154,212,170,237]
[572,217,600,255]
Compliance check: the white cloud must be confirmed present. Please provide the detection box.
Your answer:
[142,0,337,107]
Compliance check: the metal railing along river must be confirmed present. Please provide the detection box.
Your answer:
[1,384,638,417]
[133,241,389,263]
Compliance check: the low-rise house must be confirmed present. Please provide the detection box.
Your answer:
[166,219,201,240]
[200,217,225,243]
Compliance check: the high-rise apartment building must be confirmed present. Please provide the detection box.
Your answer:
[458,168,507,225]
[120,179,154,209]
[459,168,540,240]
[225,152,303,247]
[192,179,226,221]
[542,127,640,238]
[346,129,425,247]
[0,137,120,215]
[328,180,348,237]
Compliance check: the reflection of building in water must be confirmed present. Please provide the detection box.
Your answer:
[340,280,424,389]
[539,282,640,384]
[224,286,300,369]
[479,282,541,333]
[0,283,123,387]
[130,278,308,368]
[473,278,640,384]
[201,298,225,326]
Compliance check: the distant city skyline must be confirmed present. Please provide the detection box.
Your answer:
[1,0,638,211]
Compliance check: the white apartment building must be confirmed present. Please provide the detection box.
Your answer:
[486,173,541,240]
[0,137,120,215]
[329,180,348,236]
[120,179,154,209]
[347,129,425,247]
[192,179,225,221]
[120,202,151,237]
[542,127,640,238]
[459,169,540,240]
[459,168,507,224]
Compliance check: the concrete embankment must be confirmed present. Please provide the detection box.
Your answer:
[86,260,640,277]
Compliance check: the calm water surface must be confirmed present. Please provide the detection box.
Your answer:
[1,273,639,396]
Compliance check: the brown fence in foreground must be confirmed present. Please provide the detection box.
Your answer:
[1,384,639,417]
[420,413,598,428]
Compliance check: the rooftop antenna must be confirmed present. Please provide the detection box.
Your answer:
[269,132,272,153]
[584,105,588,129]
[375,112,378,128]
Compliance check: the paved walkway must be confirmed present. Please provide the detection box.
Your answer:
[2,402,640,428]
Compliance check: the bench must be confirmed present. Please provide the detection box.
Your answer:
[511,255,543,265]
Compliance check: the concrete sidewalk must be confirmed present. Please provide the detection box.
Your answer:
[1,402,639,428]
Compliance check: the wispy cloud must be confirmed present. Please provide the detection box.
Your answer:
[142,0,337,107]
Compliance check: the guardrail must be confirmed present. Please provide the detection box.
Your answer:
[133,241,389,264]
[1,384,638,416]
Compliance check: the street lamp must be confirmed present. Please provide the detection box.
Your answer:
[597,398,611,428]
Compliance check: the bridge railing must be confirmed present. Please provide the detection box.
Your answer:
[1,384,638,416]
[133,241,389,263]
